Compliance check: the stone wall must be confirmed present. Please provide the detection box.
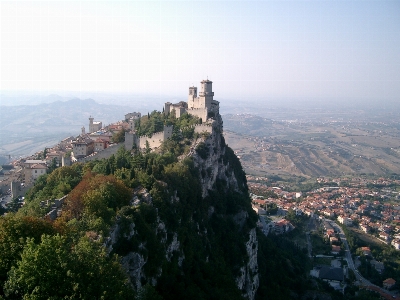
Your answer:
[125,132,136,150]
[138,125,173,149]
[194,124,213,134]
[187,108,208,122]
[77,143,121,162]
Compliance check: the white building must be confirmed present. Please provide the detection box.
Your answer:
[391,239,400,250]
[24,161,47,184]
[337,215,353,226]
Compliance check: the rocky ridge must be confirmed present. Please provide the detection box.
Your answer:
[106,114,259,299]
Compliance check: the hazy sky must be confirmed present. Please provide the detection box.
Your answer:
[1,0,399,104]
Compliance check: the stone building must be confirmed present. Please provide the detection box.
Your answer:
[94,138,109,151]
[72,136,94,158]
[24,160,47,184]
[125,79,219,151]
[89,117,102,133]
[165,79,219,122]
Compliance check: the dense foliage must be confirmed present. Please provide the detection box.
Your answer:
[134,110,201,138]
[341,224,400,287]
[0,112,265,299]
[2,110,363,299]
[4,235,133,299]
[256,232,312,299]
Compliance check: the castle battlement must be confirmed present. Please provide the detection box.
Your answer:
[165,79,219,124]
[125,80,220,152]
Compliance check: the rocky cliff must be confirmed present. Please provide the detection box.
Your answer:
[106,115,259,299]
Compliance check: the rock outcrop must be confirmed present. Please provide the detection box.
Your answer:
[107,114,259,299]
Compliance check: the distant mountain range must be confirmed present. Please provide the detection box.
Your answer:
[0,98,137,157]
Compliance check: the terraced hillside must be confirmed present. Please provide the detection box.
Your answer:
[223,112,400,177]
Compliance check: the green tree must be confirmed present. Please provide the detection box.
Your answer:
[0,215,55,289]
[112,129,126,143]
[4,235,133,299]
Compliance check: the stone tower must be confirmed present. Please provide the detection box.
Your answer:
[188,86,197,103]
[199,79,214,109]
[89,117,94,133]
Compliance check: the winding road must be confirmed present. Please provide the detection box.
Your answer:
[327,219,399,299]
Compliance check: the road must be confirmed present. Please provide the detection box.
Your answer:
[327,219,399,299]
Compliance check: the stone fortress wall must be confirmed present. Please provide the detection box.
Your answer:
[76,143,121,163]
[138,125,173,149]
[185,108,208,122]
[124,79,219,151]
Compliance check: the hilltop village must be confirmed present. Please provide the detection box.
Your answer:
[0,79,219,196]
[0,80,264,300]
[0,80,400,298]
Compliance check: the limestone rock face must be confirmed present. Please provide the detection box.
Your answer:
[191,118,259,300]
[191,117,241,198]
[121,251,147,290]
[107,115,259,300]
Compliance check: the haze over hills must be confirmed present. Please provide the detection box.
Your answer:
[2,95,400,179]
[223,109,400,178]
[0,98,135,157]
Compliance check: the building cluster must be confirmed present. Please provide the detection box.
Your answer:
[249,175,400,250]
[11,115,136,186]
[124,79,218,151]
[8,79,220,189]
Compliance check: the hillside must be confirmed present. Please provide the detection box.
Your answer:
[0,110,318,299]
[0,98,134,157]
[223,112,400,178]
[0,111,261,299]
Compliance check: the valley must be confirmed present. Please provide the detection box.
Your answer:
[223,109,400,178]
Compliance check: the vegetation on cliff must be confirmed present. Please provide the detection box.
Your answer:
[0,111,260,299]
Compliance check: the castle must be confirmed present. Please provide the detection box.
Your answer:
[125,79,219,151]
[164,79,219,122]
[89,116,102,133]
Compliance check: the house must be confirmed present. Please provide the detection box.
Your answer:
[94,138,109,151]
[319,266,344,282]
[330,236,339,244]
[323,210,335,218]
[89,130,113,142]
[274,219,293,234]
[370,260,384,274]
[383,278,396,290]
[337,215,353,226]
[360,224,370,233]
[46,151,62,164]
[23,160,47,184]
[391,239,400,250]
[361,247,372,256]
[379,232,390,243]
[252,205,266,215]
[326,229,335,237]
[72,136,95,158]
[25,163,47,184]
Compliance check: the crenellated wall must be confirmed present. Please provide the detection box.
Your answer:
[77,143,120,162]
[137,125,173,150]
[186,108,208,122]
[194,123,213,134]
